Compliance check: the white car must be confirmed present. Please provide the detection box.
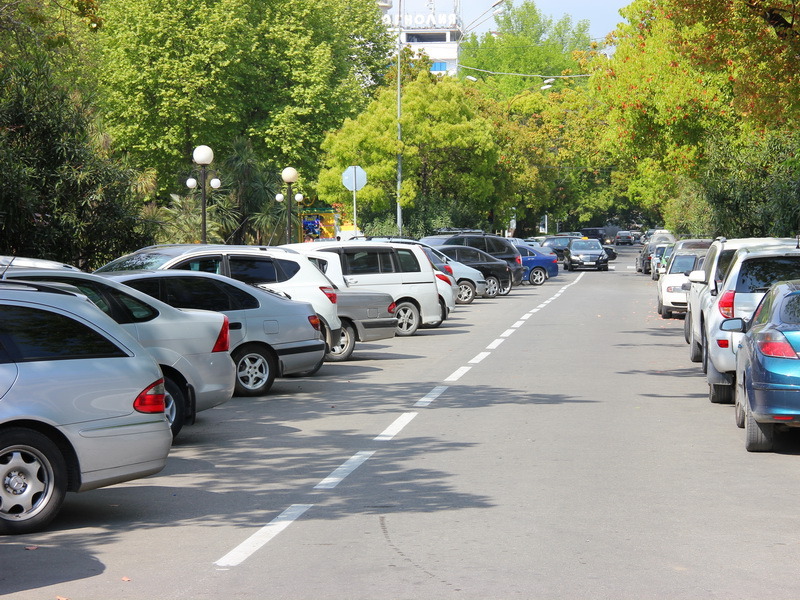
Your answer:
[285,241,442,336]
[3,269,235,437]
[699,245,800,403]
[0,280,172,534]
[656,252,704,318]
[100,270,328,394]
[96,245,342,352]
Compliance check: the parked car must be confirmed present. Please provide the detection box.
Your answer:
[563,238,610,271]
[96,245,342,353]
[514,244,559,285]
[648,243,671,279]
[615,231,634,245]
[686,237,796,366]
[723,281,800,451]
[100,270,329,392]
[656,252,704,318]
[0,255,81,271]
[700,245,800,403]
[0,280,172,534]
[419,232,525,287]
[540,235,581,262]
[284,241,441,336]
[436,245,512,298]
[2,269,234,437]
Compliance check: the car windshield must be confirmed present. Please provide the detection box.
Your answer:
[571,240,602,251]
[669,254,698,274]
[96,252,172,272]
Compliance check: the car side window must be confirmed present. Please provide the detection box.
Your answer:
[344,251,380,274]
[275,258,301,281]
[107,288,159,323]
[307,257,328,273]
[161,277,231,311]
[173,256,223,274]
[229,257,278,284]
[0,305,126,361]
[753,289,776,325]
[460,248,479,261]
[702,247,718,281]
[780,294,800,324]
[395,249,420,272]
[487,238,507,254]
[464,237,485,251]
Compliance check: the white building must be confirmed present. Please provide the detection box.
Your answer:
[379,1,462,76]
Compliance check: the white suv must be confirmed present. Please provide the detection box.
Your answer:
[285,241,441,336]
[696,243,800,402]
[96,245,342,352]
[687,238,796,367]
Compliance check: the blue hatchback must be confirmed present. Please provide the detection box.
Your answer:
[514,244,559,286]
[723,280,800,451]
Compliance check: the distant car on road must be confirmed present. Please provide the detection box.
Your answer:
[615,231,634,245]
[437,245,513,298]
[563,238,610,271]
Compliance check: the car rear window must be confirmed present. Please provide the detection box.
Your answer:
[669,255,697,274]
[736,256,800,293]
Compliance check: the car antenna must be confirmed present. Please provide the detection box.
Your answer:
[0,256,16,279]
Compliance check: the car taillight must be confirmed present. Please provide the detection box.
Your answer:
[308,315,321,330]
[212,315,230,352]
[515,255,522,265]
[717,290,735,319]
[320,286,337,304]
[435,273,451,284]
[443,264,453,276]
[387,301,396,314]
[134,378,166,413]
[755,330,799,358]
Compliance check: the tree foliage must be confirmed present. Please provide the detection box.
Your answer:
[92,0,393,200]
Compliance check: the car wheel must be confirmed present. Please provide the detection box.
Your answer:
[660,304,672,319]
[394,301,420,336]
[484,276,499,298]
[683,312,692,344]
[709,383,732,404]
[734,378,746,429]
[0,428,67,535]
[164,377,187,438]
[529,267,547,286]
[325,322,356,362]
[456,281,476,304]
[498,280,512,296]
[745,407,774,452]
[651,268,659,281]
[232,344,277,396]
[701,327,709,374]
[689,328,702,362]
[423,299,447,328]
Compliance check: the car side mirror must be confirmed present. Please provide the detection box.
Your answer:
[681,282,691,291]
[720,318,746,333]
[688,269,706,284]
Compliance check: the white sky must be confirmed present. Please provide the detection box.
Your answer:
[400,0,631,41]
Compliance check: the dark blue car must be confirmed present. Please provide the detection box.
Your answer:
[514,244,559,285]
[723,280,800,451]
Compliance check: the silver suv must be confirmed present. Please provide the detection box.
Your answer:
[96,245,342,352]
[0,281,172,534]
[697,244,800,403]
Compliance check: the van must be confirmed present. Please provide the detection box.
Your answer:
[286,241,441,336]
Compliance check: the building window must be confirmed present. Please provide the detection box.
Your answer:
[431,62,447,72]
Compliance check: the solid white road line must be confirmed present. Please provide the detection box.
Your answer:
[214,504,314,568]
[314,451,376,490]
[374,412,418,441]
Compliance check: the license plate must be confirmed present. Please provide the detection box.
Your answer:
[584,261,595,266]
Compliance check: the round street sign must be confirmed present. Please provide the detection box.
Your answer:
[342,166,367,192]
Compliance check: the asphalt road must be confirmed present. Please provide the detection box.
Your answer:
[5,246,800,600]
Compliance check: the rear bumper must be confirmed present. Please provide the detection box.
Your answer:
[751,383,800,425]
[354,317,397,343]
[276,340,327,376]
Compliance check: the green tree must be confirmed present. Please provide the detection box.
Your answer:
[92,0,392,200]
[0,55,152,268]
[316,73,506,235]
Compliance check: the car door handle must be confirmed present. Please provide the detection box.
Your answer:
[345,277,358,284]
[229,322,243,330]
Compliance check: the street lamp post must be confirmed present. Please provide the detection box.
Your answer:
[186,145,221,244]
[275,167,303,244]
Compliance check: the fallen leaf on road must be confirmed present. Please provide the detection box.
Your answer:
[25,546,38,551]
[122,577,132,582]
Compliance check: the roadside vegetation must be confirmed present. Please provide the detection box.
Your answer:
[1,0,799,267]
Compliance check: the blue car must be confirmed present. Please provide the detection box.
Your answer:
[514,244,559,285]
[723,280,800,451]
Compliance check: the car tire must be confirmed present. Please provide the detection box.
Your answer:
[456,281,476,304]
[484,276,499,298]
[394,301,420,336]
[0,428,67,535]
[325,322,356,362]
[164,377,186,438]
[709,383,732,404]
[745,407,774,452]
[660,304,672,319]
[689,330,702,362]
[423,299,447,328]
[232,344,277,396]
[529,267,547,286]
[701,327,709,374]
[734,379,746,429]
[683,312,692,344]
[498,280,512,296]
